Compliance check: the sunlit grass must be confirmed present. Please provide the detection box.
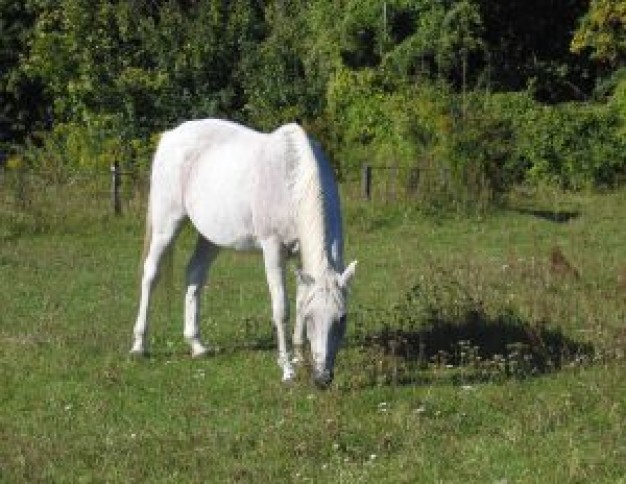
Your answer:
[0,177,625,482]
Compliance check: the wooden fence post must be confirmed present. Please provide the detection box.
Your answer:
[111,161,122,215]
[407,167,420,197]
[361,164,372,200]
[389,165,398,201]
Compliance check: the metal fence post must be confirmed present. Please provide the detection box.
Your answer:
[361,164,372,200]
[111,161,122,215]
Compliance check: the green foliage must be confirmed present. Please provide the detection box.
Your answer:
[571,0,626,66]
[440,112,510,209]
[435,0,484,80]
[502,96,626,189]
[0,0,44,148]
[3,0,626,210]
[610,74,626,124]
[327,68,626,210]
[326,69,451,168]
[240,1,317,130]
[23,114,157,176]
[433,91,626,194]
[477,0,595,102]
[24,0,265,133]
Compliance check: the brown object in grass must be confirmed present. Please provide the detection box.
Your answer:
[549,246,580,280]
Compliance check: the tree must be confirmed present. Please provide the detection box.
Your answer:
[436,0,484,113]
[24,0,265,134]
[0,0,45,149]
[477,0,595,102]
[571,0,626,67]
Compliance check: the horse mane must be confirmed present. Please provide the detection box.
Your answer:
[281,124,333,277]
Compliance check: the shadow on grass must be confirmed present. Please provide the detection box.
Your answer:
[129,308,595,390]
[351,307,595,387]
[513,207,580,223]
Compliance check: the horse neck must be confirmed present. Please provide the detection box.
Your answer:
[297,179,333,278]
[286,126,336,278]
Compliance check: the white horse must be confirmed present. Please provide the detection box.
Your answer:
[131,119,356,386]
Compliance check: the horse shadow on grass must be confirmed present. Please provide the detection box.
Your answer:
[133,309,595,389]
[350,307,595,387]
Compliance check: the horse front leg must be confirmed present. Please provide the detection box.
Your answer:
[261,238,294,382]
[293,282,306,365]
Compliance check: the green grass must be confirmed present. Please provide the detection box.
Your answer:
[1,180,625,482]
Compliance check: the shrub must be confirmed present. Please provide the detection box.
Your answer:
[515,101,626,189]
[460,91,626,191]
[24,114,157,178]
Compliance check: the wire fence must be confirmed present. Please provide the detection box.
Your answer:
[0,163,437,219]
[1,163,612,382]
[0,161,422,336]
[0,165,148,217]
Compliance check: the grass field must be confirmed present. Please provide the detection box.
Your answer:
[1,179,625,482]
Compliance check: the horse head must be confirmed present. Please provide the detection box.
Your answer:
[296,261,357,387]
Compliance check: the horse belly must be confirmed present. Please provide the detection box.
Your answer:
[184,154,259,250]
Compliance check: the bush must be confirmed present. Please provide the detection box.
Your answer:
[611,76,626,138]
[437,93,522,210]
[326,75,521,212]
[515,101,626,189]
[22,77,626,213]
[450,91,626,192]
[24,114,157,177]
[325,68,420,172]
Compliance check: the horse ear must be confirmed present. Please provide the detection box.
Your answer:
[295,269,315,287]
[339,260,357,288]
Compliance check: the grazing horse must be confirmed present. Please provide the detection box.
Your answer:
[130,119,356,386]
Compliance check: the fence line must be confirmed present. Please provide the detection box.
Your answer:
[0,164,148,216]
[0,162,433,217]
[359,164,415,201]
[354,163,441,202]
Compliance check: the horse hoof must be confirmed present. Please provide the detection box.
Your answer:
[129,344,146,357]
[282,374,295,385]
[282,366,296,383]
[191,346,209,358]
[187,337,211,358]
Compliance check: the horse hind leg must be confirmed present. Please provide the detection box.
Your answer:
[131,211,185,356]
[184,235,218,357]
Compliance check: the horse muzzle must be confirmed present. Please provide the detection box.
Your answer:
[313,369,334,389]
